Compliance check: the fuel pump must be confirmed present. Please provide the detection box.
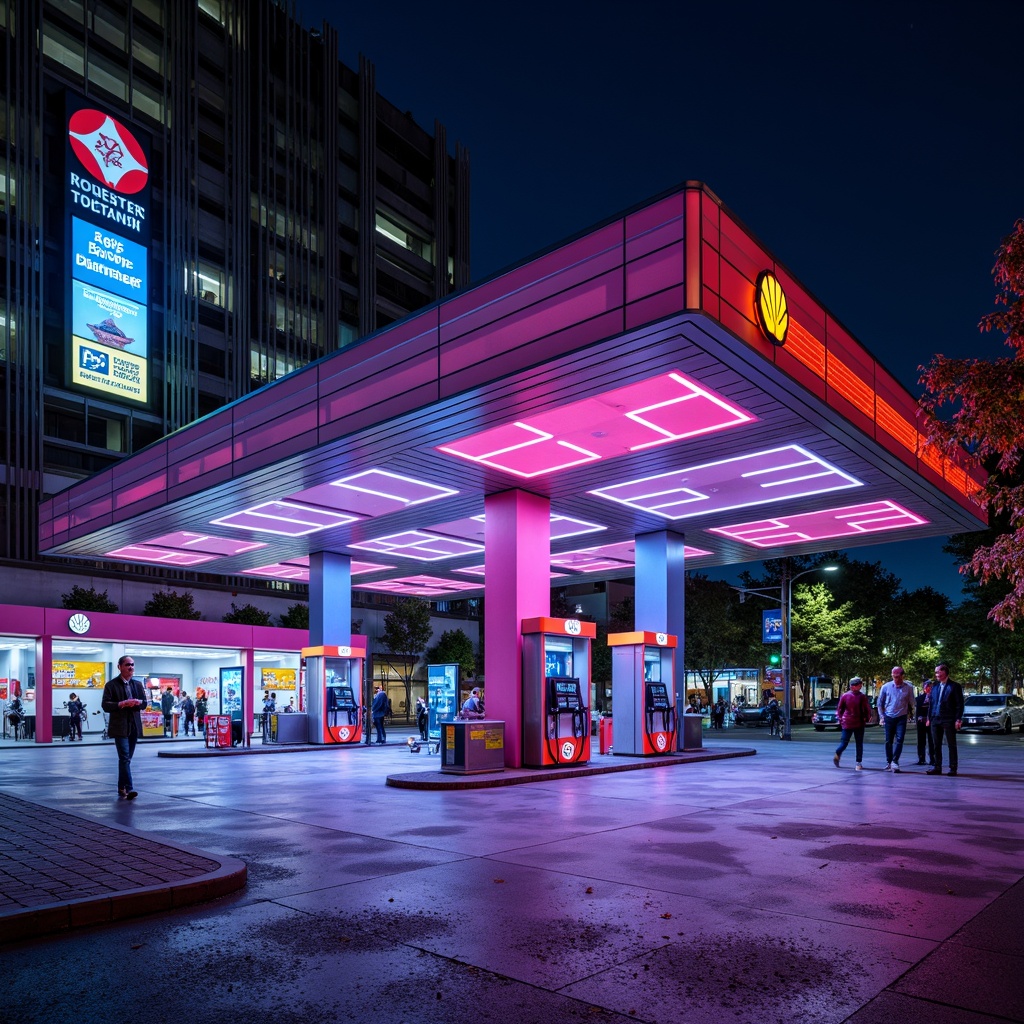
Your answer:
[302,644,365,744]
[522,617,594,768]
[608,631,677,756]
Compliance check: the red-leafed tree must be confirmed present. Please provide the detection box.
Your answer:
[919,219,1024,627]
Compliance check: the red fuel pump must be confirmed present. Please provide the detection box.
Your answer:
[521,617,594,768]
[607,631,678,756]
[302,645,365,744]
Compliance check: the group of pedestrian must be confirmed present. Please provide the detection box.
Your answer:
[833,662,964,774]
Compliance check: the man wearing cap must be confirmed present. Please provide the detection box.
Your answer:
[877,666,915,773]
[833,677,871,770]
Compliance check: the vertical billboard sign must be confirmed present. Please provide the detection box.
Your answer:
[65,95,151,405]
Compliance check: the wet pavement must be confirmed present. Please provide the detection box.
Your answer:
[2,726,1024,1024]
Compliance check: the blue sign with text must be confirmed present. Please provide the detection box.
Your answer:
[762,610,783,643]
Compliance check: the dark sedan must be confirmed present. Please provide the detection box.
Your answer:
[812,696,879,730]
[733,704,773,727]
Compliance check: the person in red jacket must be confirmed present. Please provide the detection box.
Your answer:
[833,677,872,771]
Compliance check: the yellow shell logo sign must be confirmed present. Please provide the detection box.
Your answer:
[755,270,789,346]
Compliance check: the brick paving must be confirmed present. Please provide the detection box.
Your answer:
[0,792,221,910]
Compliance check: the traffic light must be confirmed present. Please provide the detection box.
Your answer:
[769,653,780,665]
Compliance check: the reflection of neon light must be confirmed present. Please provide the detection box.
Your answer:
[438,422,602,478]
[349,530,485,561]
[708,500,928,548]
[437,371,755,478]
[329,469,457,506]
[626,372,755,451]
[211,501,358,537]
[590,446,861,519]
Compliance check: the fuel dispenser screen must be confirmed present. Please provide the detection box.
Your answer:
[548,677,583,711]
[646,682,670,708]
[328,685,356,711]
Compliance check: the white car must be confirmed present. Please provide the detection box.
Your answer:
[960,693,1024,734]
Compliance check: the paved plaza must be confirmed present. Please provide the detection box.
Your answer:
[2,726,1023,1024]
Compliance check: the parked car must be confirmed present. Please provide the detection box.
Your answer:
[960,693,1024,734]
[812,696,879,731]
[811,698,839,731]
[733,704,772,727]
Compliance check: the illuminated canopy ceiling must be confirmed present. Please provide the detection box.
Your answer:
[39,183,985,598]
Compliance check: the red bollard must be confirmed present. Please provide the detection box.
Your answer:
[599,716,613,754]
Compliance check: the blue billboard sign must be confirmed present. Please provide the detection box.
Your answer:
[762,610,783,643]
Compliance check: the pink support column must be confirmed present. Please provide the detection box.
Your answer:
[243,645,255,748]
[484,490,550,768]
[35,635,53,744]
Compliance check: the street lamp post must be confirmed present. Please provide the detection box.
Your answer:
[781,563,838,740]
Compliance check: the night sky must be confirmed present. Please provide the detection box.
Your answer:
[302,0,1024,602]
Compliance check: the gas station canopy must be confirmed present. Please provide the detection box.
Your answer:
[39,183,985,595]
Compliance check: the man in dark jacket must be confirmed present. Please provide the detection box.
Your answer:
[927,663,965,776]
[160,687,174,736]
[371,686,389,745]
[102,655,145,799]
[914,680,935,766]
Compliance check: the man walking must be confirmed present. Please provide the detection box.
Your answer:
[927,663,964,776]
[877,666,915,773]
[101,655,145,799]
[914,679,935,766]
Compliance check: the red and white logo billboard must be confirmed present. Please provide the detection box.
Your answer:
[68,109,149,194]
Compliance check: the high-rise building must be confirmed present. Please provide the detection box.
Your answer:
[0,0,470,610]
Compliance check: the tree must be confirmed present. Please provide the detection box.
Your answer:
[222,602,273,625]
[143,589,202,619]
[61,585,118,613]
[278,603,309,629]
[683,574,747,704]
[425,628,476,678]
[919,219,1024,626]
[790,583,872,704]
[378,598,433,720]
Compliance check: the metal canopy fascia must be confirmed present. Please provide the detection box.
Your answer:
[39,183,985,594]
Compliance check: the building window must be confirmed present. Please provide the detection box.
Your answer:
[132,0,163,28]
[132,81,165,124]
[87,54,128,102]
[187,261,226,307]
[42,25,85,77]
[376,207,434,265]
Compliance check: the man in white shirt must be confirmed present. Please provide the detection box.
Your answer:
[876,666,915,773]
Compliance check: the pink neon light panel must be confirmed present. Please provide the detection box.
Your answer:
[590,446,861,519]
[709,500,929,548]
[438,371,755,478]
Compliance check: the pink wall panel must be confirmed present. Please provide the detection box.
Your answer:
[319,348,439,429]
[440,227,623,344]
[439,272,624,377]
[625,242,684,304]
[441,309,626,398]
[168,463,234,502]
[718,301,773,359]
[625,287,686,331]
[317,382,440,444]
[442,224,623,334]
[624,194,684,262]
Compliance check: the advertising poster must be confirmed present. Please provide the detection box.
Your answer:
[261,668,296,693]
[427,663,458,736]
[220,666,243,718]
[52,661,106,689]
[65,94,151,407]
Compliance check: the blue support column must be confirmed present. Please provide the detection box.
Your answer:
[309,551,352,646]
[634,531,686,706]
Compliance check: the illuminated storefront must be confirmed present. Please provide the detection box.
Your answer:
[0,605,305,744]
